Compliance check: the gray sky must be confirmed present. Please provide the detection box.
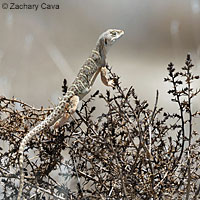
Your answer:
[0,0,200,111]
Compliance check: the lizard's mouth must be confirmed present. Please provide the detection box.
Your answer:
[111,30,124,42]
[117,30,125,37]
[119,30,125,36]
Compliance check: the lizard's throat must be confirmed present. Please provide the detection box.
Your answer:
[95,43,107,66]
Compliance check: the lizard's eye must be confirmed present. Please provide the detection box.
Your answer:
[111,32,116,36]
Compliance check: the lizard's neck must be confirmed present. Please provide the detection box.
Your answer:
[95,38,107,67]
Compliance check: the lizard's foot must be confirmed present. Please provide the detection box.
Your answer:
[101,67,115,88]
[54,95,79,129]
[107,79,115,88]
[54,112,70,129]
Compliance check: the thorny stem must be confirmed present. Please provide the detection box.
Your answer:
[2,97,53,112]
[0,166,65,200]
[71,155,84,199]
[148,91,159,157]
[186,57,193,200]
[193,184,200,200]
[109,141,128,199]
[150,90,159,123]
[170,66,185,165]
[135,114,156,199]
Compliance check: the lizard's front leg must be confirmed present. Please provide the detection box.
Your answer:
[100,66,115,88]
[54,95,79,129]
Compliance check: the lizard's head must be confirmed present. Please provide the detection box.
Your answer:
[100,29,124,47]
[96,29,124,57]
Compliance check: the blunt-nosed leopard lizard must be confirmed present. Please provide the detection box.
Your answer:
[17,29,124,199]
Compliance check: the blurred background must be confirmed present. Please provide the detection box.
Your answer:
[1,0,200,196]
[0,0,200,111]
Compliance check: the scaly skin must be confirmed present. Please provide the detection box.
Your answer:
[17,29,124,199]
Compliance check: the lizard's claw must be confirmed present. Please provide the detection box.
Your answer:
[107,79,115,88]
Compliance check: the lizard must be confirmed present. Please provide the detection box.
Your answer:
[17,28,124,199]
